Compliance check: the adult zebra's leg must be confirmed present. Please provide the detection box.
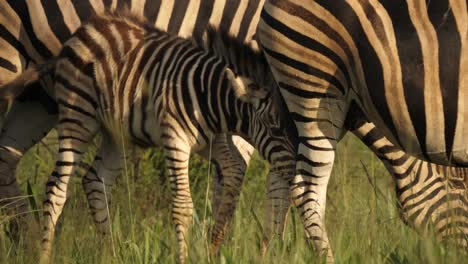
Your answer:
[82,133,122,234]
[163,131,193,264]
[259,23,344,263]
[207,135,253,254]
[290,130,337,261]
[41,109,99,261]
[0,88,56,233]
[346,104,468,248]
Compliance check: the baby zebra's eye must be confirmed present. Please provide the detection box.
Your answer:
[247,83,260,91]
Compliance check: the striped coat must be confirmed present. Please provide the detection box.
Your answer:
[17,13,293,262]
[259,0,468,259]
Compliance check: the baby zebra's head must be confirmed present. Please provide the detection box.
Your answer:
[201,26,298,169]
[225,68,296,167]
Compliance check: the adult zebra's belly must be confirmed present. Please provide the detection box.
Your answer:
[338,0,468,167]
[361,82,468,167]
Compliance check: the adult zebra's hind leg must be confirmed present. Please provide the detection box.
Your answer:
[291,131,337,262]
[82,133,122,234]
[40,113,99,262]
[346,103,468,249]
[163,132,193,263]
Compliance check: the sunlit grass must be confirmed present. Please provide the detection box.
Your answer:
[0,133,466,263]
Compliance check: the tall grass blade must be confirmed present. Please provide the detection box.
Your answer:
[203,135,213,230]
[360,160,388,201]
[26,180,39,225]
[249,206,264,248]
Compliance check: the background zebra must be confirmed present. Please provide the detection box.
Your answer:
[258,0,468,260]
[11,12,294,262]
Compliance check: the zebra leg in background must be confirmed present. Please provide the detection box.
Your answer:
[210,162,223,221]
[346,104,468,248]
[41,111,99,262]
[207,135,253,254]
[82,133,122,235]
[0,87,56,232]
[209,132,295,254]
[209,135,252,225]
[162,131,193,264]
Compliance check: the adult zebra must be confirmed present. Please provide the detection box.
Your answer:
[258,0,468,260]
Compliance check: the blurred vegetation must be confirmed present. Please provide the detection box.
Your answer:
[0,132,466,263]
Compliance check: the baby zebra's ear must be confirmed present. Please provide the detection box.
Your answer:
[225,68,268,106]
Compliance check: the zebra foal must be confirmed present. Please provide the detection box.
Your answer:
[8,13,293,262]
[0,0,267,233]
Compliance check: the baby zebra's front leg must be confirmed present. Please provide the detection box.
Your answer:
[82,133,123,234]
[208,135,252,254]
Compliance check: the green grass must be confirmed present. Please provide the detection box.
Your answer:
[0,133,466,263]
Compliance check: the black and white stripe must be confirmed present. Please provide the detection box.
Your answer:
[262,103,468,254]
[258,0,468,259]
[346,104,468,248]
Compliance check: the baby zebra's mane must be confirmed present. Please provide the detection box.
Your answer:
[88,9,155,34]
[201,27,277,91]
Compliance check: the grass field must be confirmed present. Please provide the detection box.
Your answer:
[0,132,466,263]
